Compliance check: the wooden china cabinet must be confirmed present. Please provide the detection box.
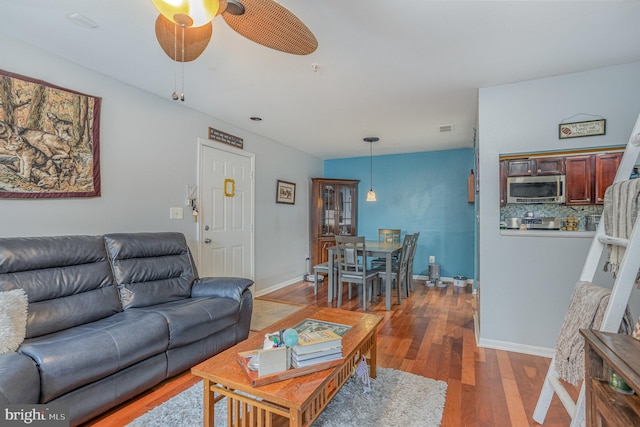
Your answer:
[310,178,359,267]
[581,329,640,427]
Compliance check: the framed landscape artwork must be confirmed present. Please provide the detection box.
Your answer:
[0,69,101,198]
[276,180,296,205]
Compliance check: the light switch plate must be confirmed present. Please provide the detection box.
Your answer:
[169,207,183,220]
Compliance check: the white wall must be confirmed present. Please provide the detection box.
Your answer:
[0,34,323,294]
[478,62,640,354]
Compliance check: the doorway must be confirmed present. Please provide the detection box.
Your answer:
[198,140,255,280]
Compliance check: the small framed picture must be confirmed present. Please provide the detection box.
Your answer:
[276,180,296,205]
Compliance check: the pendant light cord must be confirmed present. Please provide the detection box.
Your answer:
[369,141,373,190]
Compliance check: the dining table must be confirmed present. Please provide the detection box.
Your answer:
[326,240,403,311]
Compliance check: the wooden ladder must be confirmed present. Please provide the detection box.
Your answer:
[533,112,640,427]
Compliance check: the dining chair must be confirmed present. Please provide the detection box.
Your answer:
[334,236,379,310]
[378,229,401,244]
[373,233,414,304]
[371,228,402,268]
[405,232,420,294]
[312,260,339,302]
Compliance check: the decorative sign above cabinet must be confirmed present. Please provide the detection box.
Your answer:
[559,119,606,139]
[208,127,244,149]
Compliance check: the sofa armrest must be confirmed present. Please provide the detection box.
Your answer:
[191,277,254,303]
[0,352,40,404]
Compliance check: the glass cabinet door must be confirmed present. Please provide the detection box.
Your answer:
[339,186,353,235]
[321,185,336,236]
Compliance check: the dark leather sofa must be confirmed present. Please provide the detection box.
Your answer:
[0,232,253,425]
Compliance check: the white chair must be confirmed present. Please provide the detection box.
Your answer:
[334,236,379,310]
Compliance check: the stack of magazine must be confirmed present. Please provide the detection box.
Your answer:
[290,318,351,368]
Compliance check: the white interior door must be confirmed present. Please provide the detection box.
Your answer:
[198,141,254,279]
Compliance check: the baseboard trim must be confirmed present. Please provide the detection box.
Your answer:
[478,337,555,358]
[414,274,474,285]
[253,276,306,298]
[256,275,476,297]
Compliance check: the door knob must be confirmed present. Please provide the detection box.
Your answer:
[204,238,212,244]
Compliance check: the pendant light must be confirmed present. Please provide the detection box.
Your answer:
[364,137,379,202]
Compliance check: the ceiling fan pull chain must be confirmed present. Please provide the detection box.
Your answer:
[181,24,185,102]
[171,22,178,101]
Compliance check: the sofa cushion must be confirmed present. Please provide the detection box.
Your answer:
[131,297,239,349]
[104,232,197,308]
[0,352,39,404]
[0,235,122,338]
[19,310,169,403]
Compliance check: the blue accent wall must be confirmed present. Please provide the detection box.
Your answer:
[325,148,475,278]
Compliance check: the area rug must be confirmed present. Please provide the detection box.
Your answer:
[126,368,447,427]
[249,299,304,331]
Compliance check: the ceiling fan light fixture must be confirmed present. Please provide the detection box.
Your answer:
[225,0,246,16]
[151,0,220,27]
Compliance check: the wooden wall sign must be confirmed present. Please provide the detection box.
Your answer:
[559,119,606,139]
[208,127,243,149]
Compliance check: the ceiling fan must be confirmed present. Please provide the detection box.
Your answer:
[153,0,318,62]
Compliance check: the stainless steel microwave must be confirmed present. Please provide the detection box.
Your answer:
[506,175,566,204]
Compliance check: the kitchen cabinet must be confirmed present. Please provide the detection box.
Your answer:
[565,152,622,206]
[565,155,592,205]
[581,330,640,427]
[536,157,565,175]
[310,178,359,267]
[499,148,624,208]
[594,152,623,204]
[504,157,564,177]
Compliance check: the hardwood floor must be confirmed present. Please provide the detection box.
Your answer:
[84,280,577,426]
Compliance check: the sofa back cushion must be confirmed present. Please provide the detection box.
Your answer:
[0,235,122,339]
[103,232,197,309]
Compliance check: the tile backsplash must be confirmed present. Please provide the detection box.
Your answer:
[500,203,603,229]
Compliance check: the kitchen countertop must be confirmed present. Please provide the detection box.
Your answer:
[500,229,595,238]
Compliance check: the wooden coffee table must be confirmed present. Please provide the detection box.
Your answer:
[191,306,382,427]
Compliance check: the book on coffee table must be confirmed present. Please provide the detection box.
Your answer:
[291,345,342,361]
[292,318,351,337]
[291,350,343,368]
[292,329,342,355]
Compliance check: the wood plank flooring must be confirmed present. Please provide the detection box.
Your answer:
[84,280,578,426]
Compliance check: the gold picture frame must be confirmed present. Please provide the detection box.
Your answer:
[224,178,235,197]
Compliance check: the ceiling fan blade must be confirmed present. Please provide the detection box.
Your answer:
[155,14,212,62]
[222,0,317,55]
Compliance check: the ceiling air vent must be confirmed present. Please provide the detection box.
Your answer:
[68,13,99,29]
[439,124,453,133]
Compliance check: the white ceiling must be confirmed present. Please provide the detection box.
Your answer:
[1,0,640,159]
